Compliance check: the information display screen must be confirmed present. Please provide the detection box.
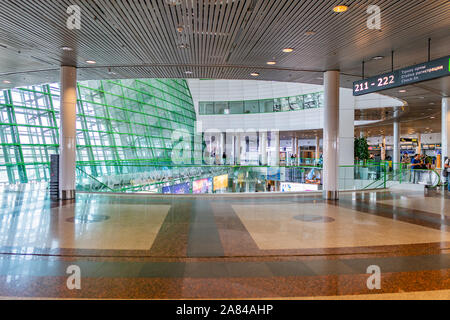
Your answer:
[193,178,213,194]
[353,56,450,96]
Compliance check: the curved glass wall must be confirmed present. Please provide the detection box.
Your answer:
[0,79,199,184]
[198,91,324,115]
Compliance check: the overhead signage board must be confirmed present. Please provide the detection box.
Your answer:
[353,55,450,96]
[400,138,418,143]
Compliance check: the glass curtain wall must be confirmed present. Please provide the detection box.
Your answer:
[198,91,324,115]
[0,79,198,184]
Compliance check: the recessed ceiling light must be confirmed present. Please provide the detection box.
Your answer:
[304,31,316,36]
[86,60,96,64]
[176,26,184,33]
[250,72,260,77]
[2,80,11,84]
[185,71,193,74]
[333,5,348,13]
[372,56,384,60]
[166,0,181,5]
[430,117,435,119]
[266,61,276,65]
[429,102,435,105]
[177,44,189,49]
[398,89,406,93]
[61,46,73,51]
[282,48,294,53]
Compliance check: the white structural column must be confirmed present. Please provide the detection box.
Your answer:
[338,82,355,190]
[393,107,400,171]
[273,131,280,166]
[236,133,242,165]
[416,133,421,155]
[260,131,267,165]
[442,97,450,168]
[219,132,225,164]
[381,136,386,161]
[59,66,77,200]
[315,135,320,161]
[323,71,340,200]
[291,136,296,165]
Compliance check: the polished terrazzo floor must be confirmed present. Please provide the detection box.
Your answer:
[0,184,449,299]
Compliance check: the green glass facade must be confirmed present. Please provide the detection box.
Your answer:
[0,79,199,185]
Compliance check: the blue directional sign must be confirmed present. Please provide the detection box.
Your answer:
[353,55,450,96]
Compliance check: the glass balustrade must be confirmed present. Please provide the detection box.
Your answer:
[73,162,443,194]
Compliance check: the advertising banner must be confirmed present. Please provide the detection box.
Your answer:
[162,182,191,194]
[281,182,319,192]
[213,174,228,191]
[193,178,213,194]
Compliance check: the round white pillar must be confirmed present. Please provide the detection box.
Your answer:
[273,131,280,166]
[323,70,340,200]
[381,136,386,161]
[236,134,242,165]
[260,131,267,165]
[442,97,450,168]
[393,107,400,171]
[315,135,320,161]
[59,66,77,200]
[219,132,225,164]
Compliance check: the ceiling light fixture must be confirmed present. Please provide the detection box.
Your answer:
[266,61,276,65]
[185,71,193,74]
[333,5,348,13]
[61,46,73,51]
[86,60,97,64]
[250,72,260,77]
[2,80,11,84]
[165,0,182,6]
[304,31,316,36]
[372,56,384,60]
[282,48,294,53]
[398,89,406,93]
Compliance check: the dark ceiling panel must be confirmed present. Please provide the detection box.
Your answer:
[0,0,448,134]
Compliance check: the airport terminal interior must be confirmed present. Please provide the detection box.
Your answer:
[0,0,449,300]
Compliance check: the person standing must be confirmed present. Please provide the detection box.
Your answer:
[444,157,450,192]
[410,154,422,183]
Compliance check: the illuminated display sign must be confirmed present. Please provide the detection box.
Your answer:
[162,182,190,194]
[281,183,319,192]
[193,178,213,194]
[353,55,450,96]
[400,138,418,143]
[213,174,228,191]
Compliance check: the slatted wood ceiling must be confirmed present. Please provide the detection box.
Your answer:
[0,0,448,131]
